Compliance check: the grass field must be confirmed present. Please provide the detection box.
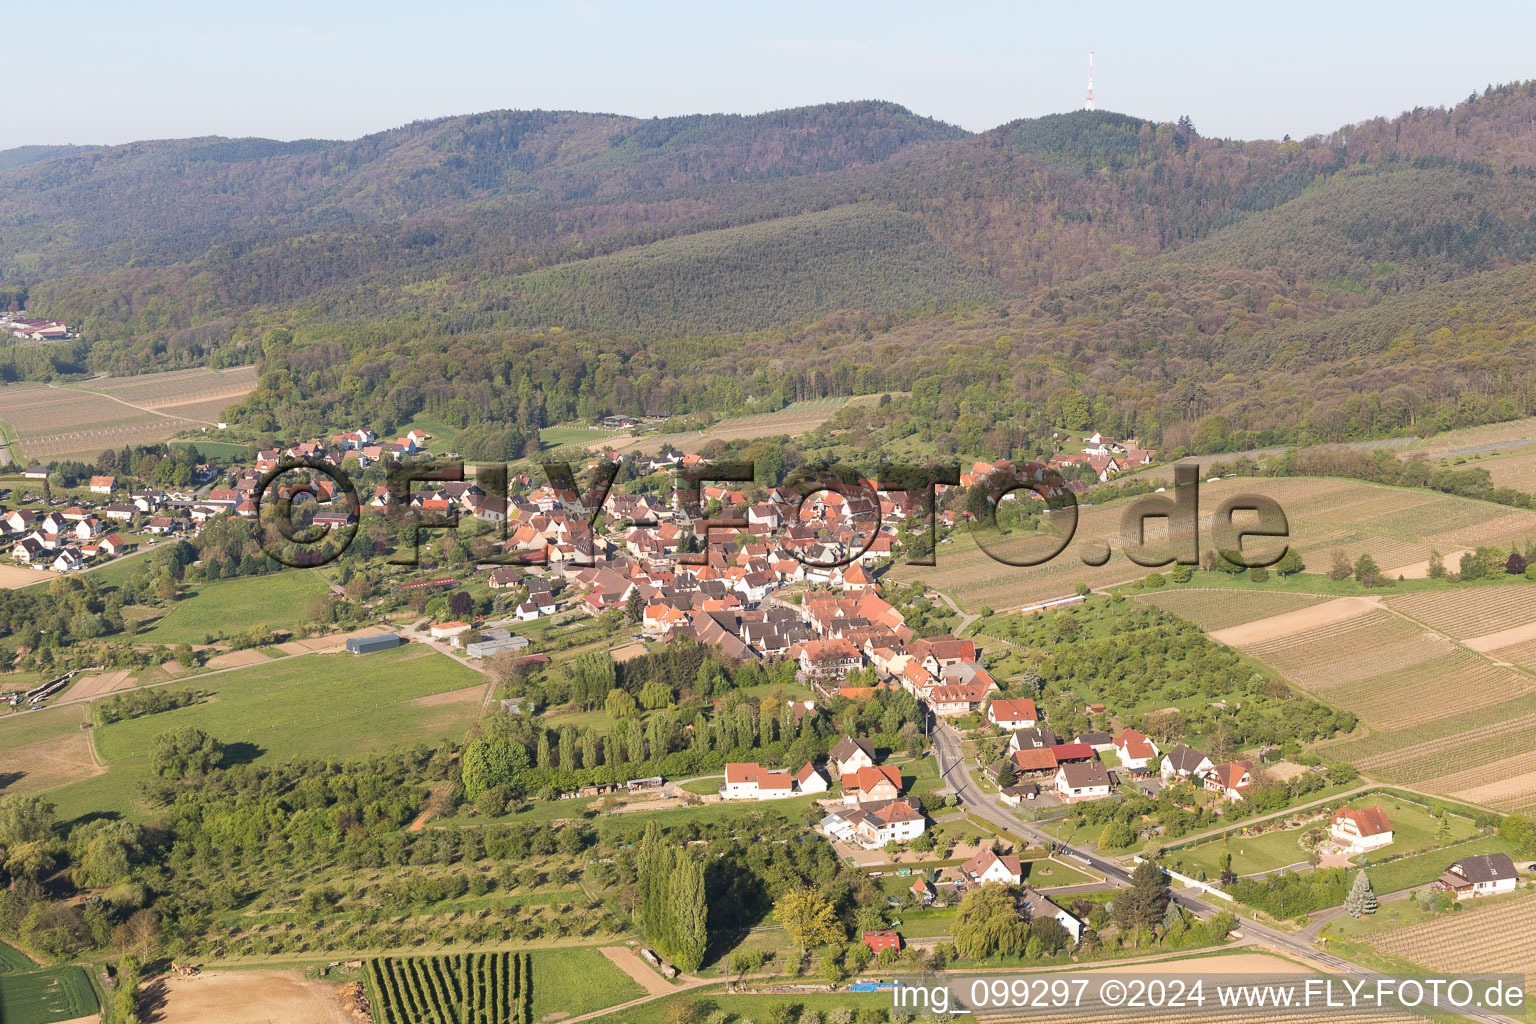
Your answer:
[888,476,1536,613]
[531,946,648,1021]
[45,644,484,822]
[0,965,97,1024]
[0,939,33,973]
[603,399,849,456]
[133,571,332,644]
[1169,799,1479,879]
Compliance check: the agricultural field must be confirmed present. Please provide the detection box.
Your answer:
[366,951,531,1024]
[0,704,101,799]
[0,963,97,1024]
[1351,890,1536,985]
[1135,588,1328,632]
[1386,583,1536,642]
[0,365,256,462]
[131,571,332,645]
[889,477,1536,613]
[43,644,484,822]
[604,398,849,456]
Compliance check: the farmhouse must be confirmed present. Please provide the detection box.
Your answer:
[987,697,1039,731]
[88,475,116,494]
[927,681,996,717]
[1010,747,1060,778]
[862,930,902,954]
[1329,806,1394,853]
[1434,853,1518,900]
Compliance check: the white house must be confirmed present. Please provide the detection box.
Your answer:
[1435,853,1519,900]
[721,762,796,801]
[987,698,1039,731]
[961,849,1022,886]
[1160,744,1213,782]
[1113,729,1160,770]
[842,798,926,847]
[429,621,471,640]
[829,736,876,776]
[795,762,830,795]
[1021,887,1083,943]
[1054,761,1113,803]
[1329,806,1394,853]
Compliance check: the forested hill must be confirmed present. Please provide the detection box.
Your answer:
[8,83,1536,459]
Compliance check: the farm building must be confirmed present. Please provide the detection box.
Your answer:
[465,635,530,658]
[346,633,403,655]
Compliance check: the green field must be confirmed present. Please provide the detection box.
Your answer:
[0,965,97,1024]
[133,571,332,644]
[531,946,648,1020]
[1170,800,1482,880]
[169,439,251,460]
[0,939,35,974]
[45,645,484,822]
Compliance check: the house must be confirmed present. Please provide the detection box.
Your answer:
[1010,748,1060,777]
[841,764,902,805]
[429,621,471,640]
[829,736,877,776]
[795,762,830,795]
[843,798,926,846]
[1329,806,1394,853]
[862,930,902,954]
[312,513,355,530]
[927,680,996,718]
[50,547,84,572]
[21,465,48,480]
[98,534,127,555]
[987,698,1039,731]
[103,504,137,522]
[1075,731,1115,752]
[1160,744,1213,782]
[721,762,797,801]
[999,783,1037,806]
[1054,761,1113,803]
[88,475,116,494]
[516,593,557,621]
[1020,887,1083,943]
[1007,728,1060,753]
[1113,729,1160,771]
[1204,760,1255,802]
[1435,853,1519,900]
[145,516,178,535]
[910,877,935,903]
[961,849,1022,886]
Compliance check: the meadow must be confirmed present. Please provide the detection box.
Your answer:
[132,571,332,644]
[0,964,97,1024]
[1168,798,1479,879]
[46,645,484,822]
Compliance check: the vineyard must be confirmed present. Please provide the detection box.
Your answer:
[1366,891,1536,982]
[1387,584,1536,640]
[1134,588,1328,632]
[366,951,530,1024]
[1236,610,1454,690]
[889,476,1536,613]
[1320,650,1535,730]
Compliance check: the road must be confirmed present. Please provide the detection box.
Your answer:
[928,721,1521,1024]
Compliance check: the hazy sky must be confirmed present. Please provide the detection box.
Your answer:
[20,1,1536,146]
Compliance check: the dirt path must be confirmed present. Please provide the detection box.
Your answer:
[1209,595,1380,646]
[597,947,678,997]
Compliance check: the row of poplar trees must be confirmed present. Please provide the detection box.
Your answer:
[636,822,708,972]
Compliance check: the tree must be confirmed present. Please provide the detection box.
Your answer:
[626,586,645,623]
[448,590,474,619]
[461,736,531,799]
[1427,549,1446,579]
[1247,565,1268,583]
[1507,552,1528,575]
[606,688,639,720]
[1345,870,1377,917]
[774,886,844,958]
[996,758,1018,788]
[1328,550,1352,581]
[1113,860,1169,933]
[0,794,56,845]
[954,884,1028,960]
[1353,553,1381,587]
[669,854,709,972]
[1275,549,1305,577]
[149,727,224,778]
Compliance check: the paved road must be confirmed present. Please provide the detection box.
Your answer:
[928,721,1521,1024]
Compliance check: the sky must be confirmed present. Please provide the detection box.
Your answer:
[18,1,1536,147]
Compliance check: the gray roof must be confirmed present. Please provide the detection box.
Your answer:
[1451,852,1517,884]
